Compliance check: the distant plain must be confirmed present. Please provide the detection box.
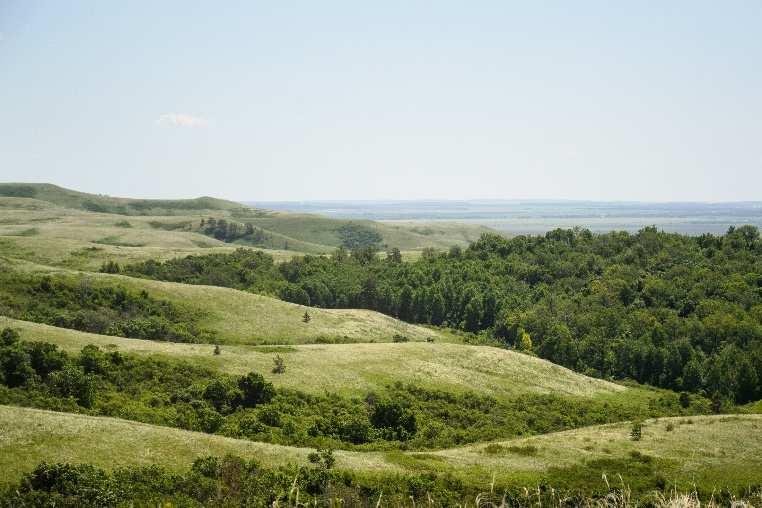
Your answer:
[250,200,762,235]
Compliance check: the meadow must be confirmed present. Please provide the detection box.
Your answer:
[0,317,620,399]
[2,405,761,496]
[1,259,443,345]
[0,185,761,505]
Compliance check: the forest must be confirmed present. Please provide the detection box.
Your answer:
[119,226,762,404]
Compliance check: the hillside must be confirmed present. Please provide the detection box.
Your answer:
[3,406,760,492]
[0,182,247,215]
[1,261,444,345]
[0,184,495,265]
[0,317,620,399]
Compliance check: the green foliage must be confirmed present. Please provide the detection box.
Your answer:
[0,271,210,343]
[0,330,709,452]
[0,184,37,198]
[336,223,383,250]
[122,248,284,296]
[4,454,762,507]
[630,420,643,441]
[238,371,275,407]
[125,226,762,403]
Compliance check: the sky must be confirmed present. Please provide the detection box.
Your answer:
[1,1,761,202]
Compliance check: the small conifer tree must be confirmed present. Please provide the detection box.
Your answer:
[272,354,285,374]
[630,421,643,441]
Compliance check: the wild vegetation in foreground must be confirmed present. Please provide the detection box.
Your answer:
[0,317,622,399]
[1,406,761,506]
[3,457,761,507]
[0,329,707,452]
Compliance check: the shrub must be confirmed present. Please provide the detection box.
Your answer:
[237,371,275,407]
[630,421,643,441]
[271,354,285,374]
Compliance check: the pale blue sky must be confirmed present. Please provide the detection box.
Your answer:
[1,1,760,201]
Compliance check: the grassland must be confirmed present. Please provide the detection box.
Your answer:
[1,260,444,345]
[0,183,247,215]
[0,185,494,271]
[0,197,298,270]
[2,183,759,501]
[2,405,760,491]
[0,317,624,399]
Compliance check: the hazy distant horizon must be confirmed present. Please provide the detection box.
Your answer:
[248,199,762,236]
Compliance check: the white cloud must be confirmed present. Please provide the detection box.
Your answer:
[155,113,208,128]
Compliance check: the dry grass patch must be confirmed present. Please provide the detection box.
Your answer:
[1,318,618,399]
[0,405,398,485]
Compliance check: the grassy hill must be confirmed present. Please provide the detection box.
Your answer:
[237,212,493,252]
[2,260,445,345]
[0,183,247,215]
[0,184,495,271]
[3,405,760,492]
[0,317,621,399]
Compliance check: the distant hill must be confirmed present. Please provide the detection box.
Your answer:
[0,183,249,216]
[0,183,495,256]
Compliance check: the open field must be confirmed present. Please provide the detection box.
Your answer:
[0,186,495,271]
[241,213,493,252]
[2,405,760,491]
[4,260,445,345]
[0,405,397,485]
[0,317,622,399]
[0,196,305,269]
[414,413,762,488]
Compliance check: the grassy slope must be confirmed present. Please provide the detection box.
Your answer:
[0,197,299,270]
[243,213,493,251]
[2,406,760,490]
[0,185,495,266]
[0,183,244,214]
[0,317,620,399]
[3,262,443,345]
[0,405,397,484]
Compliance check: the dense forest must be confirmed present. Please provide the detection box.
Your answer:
[120,226,762,404]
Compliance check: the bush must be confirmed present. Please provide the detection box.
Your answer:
[630,421,643,441]
[271,354,285,374]
[237,371,275,407]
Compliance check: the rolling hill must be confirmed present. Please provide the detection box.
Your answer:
[0,317,620,399]
[0,182,247,215]
[0,184,495,268]
[1,261,445,345]
[3,406,760,492]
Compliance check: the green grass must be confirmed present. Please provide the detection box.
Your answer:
[241,213,493,252]
[0,199,299,270]
[0,405,398,484]
[2,405,760,491]
[0,185,495,270]
[420,414,762,489]
[0,260,445,345]
[0,317,623,399]
[0,183,247,215]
